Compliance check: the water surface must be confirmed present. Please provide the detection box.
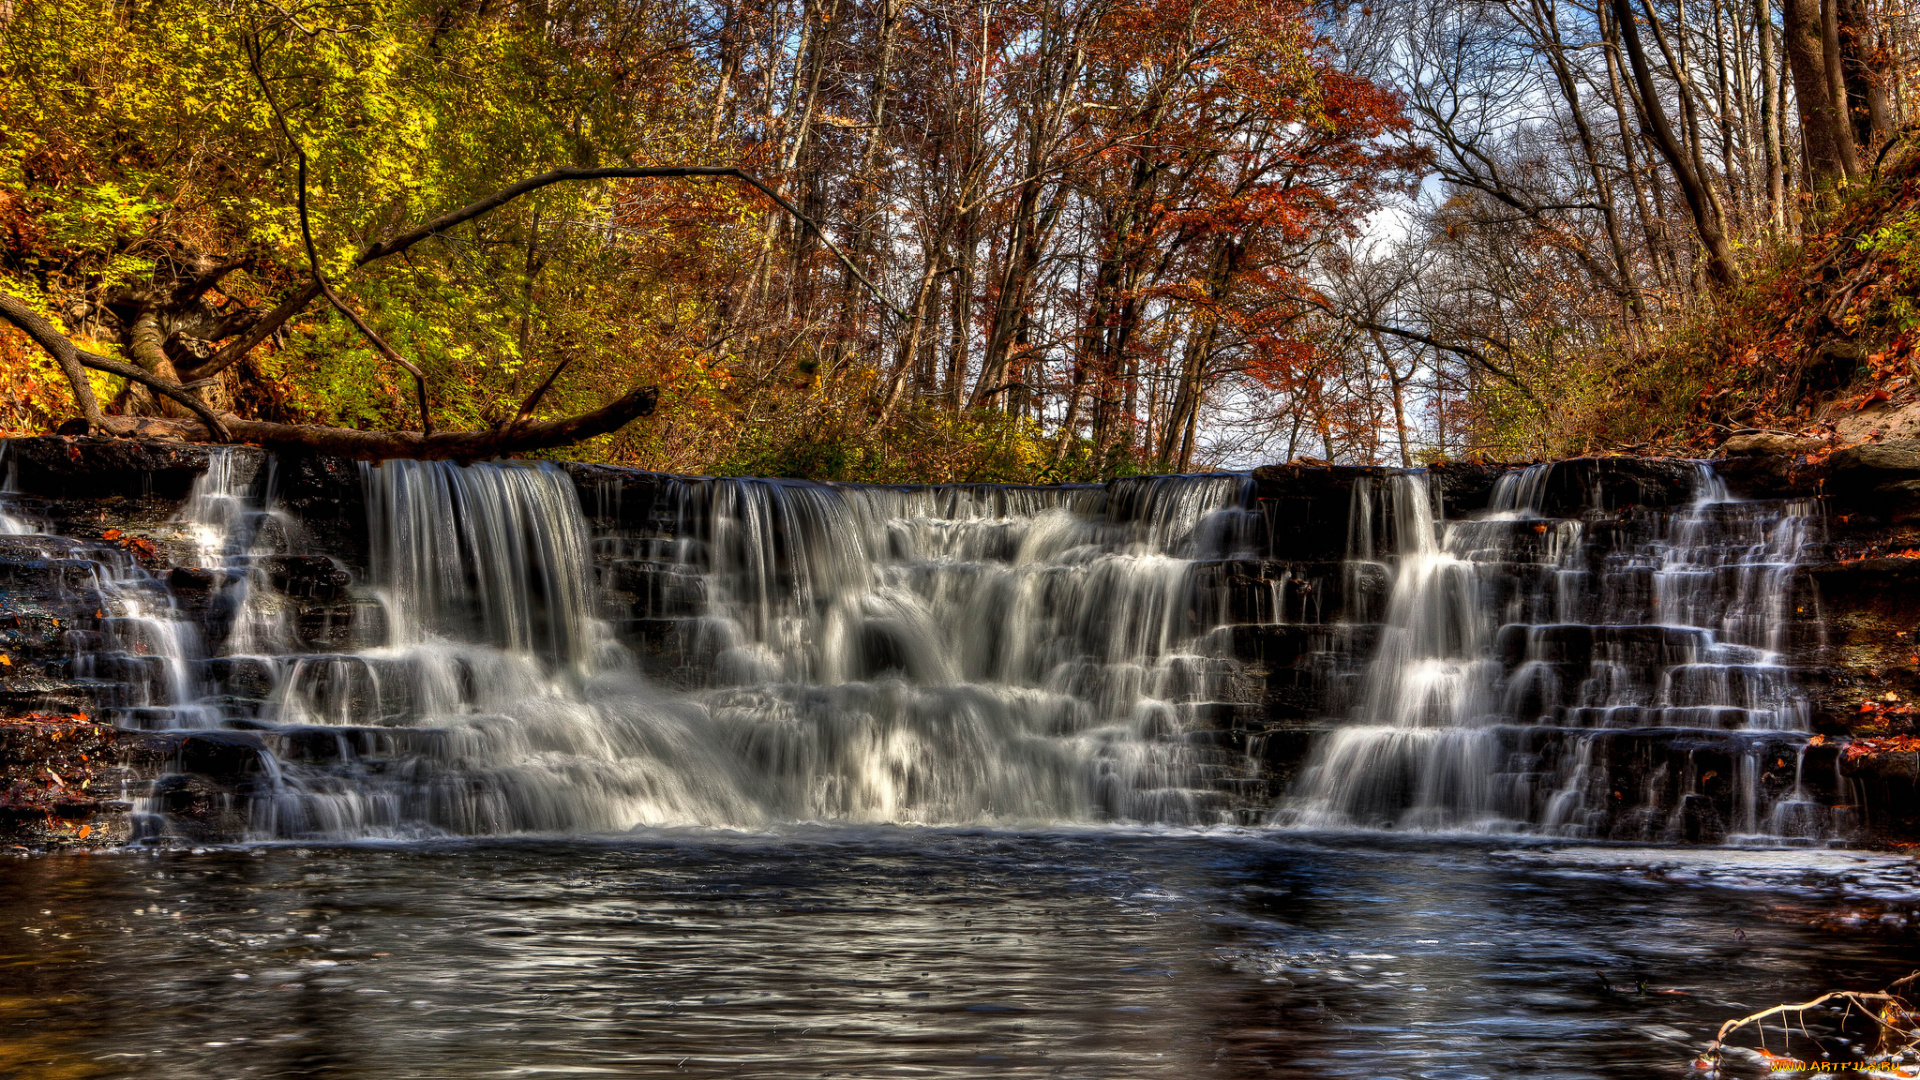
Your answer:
[1,831,1915,1079]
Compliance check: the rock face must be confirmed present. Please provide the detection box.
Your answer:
[0,436,1915,846]
[1825,439,1920,523]
[1722,433,1826,457]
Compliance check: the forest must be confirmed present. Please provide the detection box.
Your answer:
[0,0,1915,478]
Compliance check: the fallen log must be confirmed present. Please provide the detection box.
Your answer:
[70,384,657,461]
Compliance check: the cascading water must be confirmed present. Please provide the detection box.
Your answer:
[1278,463,1833,841]
[0,443,1853,844]
[641,475,1268,823]
[8,451,1270,838]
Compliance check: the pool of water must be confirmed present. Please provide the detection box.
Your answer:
[1,831,1916,1079]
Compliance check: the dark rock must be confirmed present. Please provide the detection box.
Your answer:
[1427,462,1510,515]
[1825,439,1920,523]
[5,436,265,501]
[566,462,678,533]
[273,452,368,565]
[1513,457,1702,516]
[1250,464,1397,561]
[168,566,216,591]
[1802,558,1920,725]
[265,555,352,600]
[1713,452,1827,499]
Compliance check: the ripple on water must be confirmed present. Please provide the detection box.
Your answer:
[0,832,1913,1079]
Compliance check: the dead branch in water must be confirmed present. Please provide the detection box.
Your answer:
[1698,971,1920,1072]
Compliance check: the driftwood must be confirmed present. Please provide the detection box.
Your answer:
[1698,970,1920,1071]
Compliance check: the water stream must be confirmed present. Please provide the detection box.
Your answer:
[0,834,1915,1079]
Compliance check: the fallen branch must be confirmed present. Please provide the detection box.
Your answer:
[1699,970,1920,1069]
[88,383,657,461]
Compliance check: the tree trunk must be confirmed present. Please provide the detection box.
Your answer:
[1603,4,1676,295]
[1532,0,1645,324]
[1783,0,1859,183]
[121,305,197,419]
[1611,0,1738,286]
[1837,0,1894,151]
[1757,0,1787,231]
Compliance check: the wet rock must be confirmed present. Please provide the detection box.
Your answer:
[1802,558,1920,726]
[265,555,351,600]
[0,715,124,848]
[1713,452,1827,499]
[606,560,708,619]
[168,566,216,591]
[1426,462,1510,515]
[273,453,369,566]
[1513,457,1701,516]
[1250,464,1395,561]
[5,435,261,501]
[566,462,675,533]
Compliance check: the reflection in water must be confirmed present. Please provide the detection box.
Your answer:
[0,833,1914,1079]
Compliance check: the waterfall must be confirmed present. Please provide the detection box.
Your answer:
[1,443,1846,843]
[649,474,1266,824]
[1278,463,1826,840]
[14,455,1268,838]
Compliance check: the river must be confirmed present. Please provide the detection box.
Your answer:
[1,830,1915,1079]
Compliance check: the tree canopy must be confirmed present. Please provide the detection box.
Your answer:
[0,0,1416,478]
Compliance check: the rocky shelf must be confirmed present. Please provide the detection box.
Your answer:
[1,436,1917,847]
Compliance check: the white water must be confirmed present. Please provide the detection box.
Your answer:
[19,457,1265,838]
[0,448,1842,842]
[1279,464,1828,840]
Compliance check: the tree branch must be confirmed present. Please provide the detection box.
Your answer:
[1296,290,1538,401]
[0,293,232,440]
[247,34,434,435]
[170,255,253,306]
[513,356,574,424]
[354,165,910,321]
[0,293,107,430]
[178,278,322,381]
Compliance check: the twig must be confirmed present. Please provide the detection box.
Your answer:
[1705,990,1908,1055]
[512,356,573,424]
